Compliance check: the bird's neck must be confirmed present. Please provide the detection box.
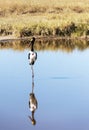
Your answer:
[31,43,34,51]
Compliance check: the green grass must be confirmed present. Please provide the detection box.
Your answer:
[0,0,89,38]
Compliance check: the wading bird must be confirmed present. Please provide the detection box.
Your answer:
[28,37,37,65]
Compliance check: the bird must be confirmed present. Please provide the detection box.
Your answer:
[29,93,38,112]
[28,93,38,125]
[28,37,37,65]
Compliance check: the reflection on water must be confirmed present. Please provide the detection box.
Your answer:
[28,66,38,125]
[0,38,89,130]
[28,38,38,125]
[0,38,89,52]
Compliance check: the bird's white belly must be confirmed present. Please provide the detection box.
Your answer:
[30,104,37,112]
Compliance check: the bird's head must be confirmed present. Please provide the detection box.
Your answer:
[30,37,35,43]
[29,37,35,48]
[31,118,36,125]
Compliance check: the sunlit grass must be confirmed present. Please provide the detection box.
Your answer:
[0,0,89,37]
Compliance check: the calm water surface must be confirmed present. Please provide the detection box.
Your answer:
[0,40,89,130]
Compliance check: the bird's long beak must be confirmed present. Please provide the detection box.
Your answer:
[28,116,32,121]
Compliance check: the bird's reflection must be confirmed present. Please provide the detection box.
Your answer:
[28,92,38,125]
[28,37,38,125]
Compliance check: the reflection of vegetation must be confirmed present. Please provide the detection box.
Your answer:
[0,39,89,52]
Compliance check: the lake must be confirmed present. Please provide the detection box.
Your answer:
[0,39,89,130]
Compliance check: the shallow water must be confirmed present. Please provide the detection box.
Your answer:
[0,40,89,130]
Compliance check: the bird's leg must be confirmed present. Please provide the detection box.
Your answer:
[31,65,34,93]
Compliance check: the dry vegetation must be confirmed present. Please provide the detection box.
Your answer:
[0,0,89,38]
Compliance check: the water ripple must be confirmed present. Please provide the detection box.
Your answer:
[50,76,73,79]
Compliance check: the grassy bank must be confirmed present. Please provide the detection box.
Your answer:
[0,0,89,38]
